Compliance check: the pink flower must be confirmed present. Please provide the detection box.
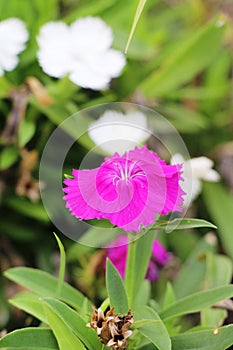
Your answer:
[105,235,171,282]
[63,146,184,232]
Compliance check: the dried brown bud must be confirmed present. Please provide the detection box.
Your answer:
[87,307,134,350]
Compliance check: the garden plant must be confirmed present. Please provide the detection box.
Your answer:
[0,1,233,349]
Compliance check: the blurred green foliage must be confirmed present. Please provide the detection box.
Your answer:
[0,0,232,341]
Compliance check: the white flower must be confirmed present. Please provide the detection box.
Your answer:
[171,154,220,207]
[0,18,28,76]
[37,17,126,90]
[88,110,149,154]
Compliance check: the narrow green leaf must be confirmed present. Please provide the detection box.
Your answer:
[171,325,233,350]
[5,197,49,223]
[160,285,233,320]
[173,236,216,298]
[0,327,58,349]
[106,259,129,314]
[125,0,147,53]
[53,233,66,297]
[140,16,227,97]
[201,308,227,328]
[203,182,233,259]
[42,297,102,350]
[9,291,47,323]
[163,283,176,309]
[157,104,207,133]
[156,218,217,232]
[4,267,92,314]
[134,306,171,350]
[204,253,233,289]
[43,300,85,350]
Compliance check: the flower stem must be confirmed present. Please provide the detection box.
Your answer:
[125,230,155,308]
[125,237,137,308]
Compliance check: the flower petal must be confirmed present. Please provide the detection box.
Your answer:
[63,169,103,220]
[63,146,184,232]
[91,49,126,78]
[37,22,71,77]
[69,61,110,90]
[70,16,113,53]
[0,18,28,73]
[88,110,149,154]
[152,239,170,265]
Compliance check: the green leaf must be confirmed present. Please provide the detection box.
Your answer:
[5,197,49,223]
[155,218,217,232]
[204,252,233,289]
[9,291,47,323]
[64,0,117,22]
[203,182,233,259]
[134,306,171,350]
[160,285,233,321]
[171,325,233,350]
[163,283,176,309]
[133,280,151,307]
[78,226,119,247]
[42,300,85,350]
[0,327,58,349]
[202,51,232,114]
[173,236,216,298]
[53,233,66,297]
[0,76,13,98]
[42,297,102,350]
[4,267,92,314]
[18,119,36,147]
[125,0,147,53]
[140,16,227,97]
[106,259,129,314]
[0,145,19,170]
[157,104,207,133]
[125,231,155,307]
[201,308,227,328]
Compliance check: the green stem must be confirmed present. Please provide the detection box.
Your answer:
[125,230,156,308]
[125,237,137,308]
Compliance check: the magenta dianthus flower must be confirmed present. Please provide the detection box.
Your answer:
[105,235,171,282]
[63,146,184,232]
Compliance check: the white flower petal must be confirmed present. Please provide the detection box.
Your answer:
[69,62,110,90]
[0,52,18,71]
[37,22,72,77]
[202,168,220,182]
[0,18,28,73]
[88,110,149,154]
[69,48,125,89]
[170,153,185,166]
[37,17,126,89]
[189,156,214,179]
[90,49,126,78]
[70,16,113,53]
[171,154,220,207]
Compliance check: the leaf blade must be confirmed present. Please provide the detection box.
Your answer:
[160,285,233,320]
[0,328,58,349]
[106,259,129,314]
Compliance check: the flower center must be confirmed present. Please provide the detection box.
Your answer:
[110,159,146,186]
